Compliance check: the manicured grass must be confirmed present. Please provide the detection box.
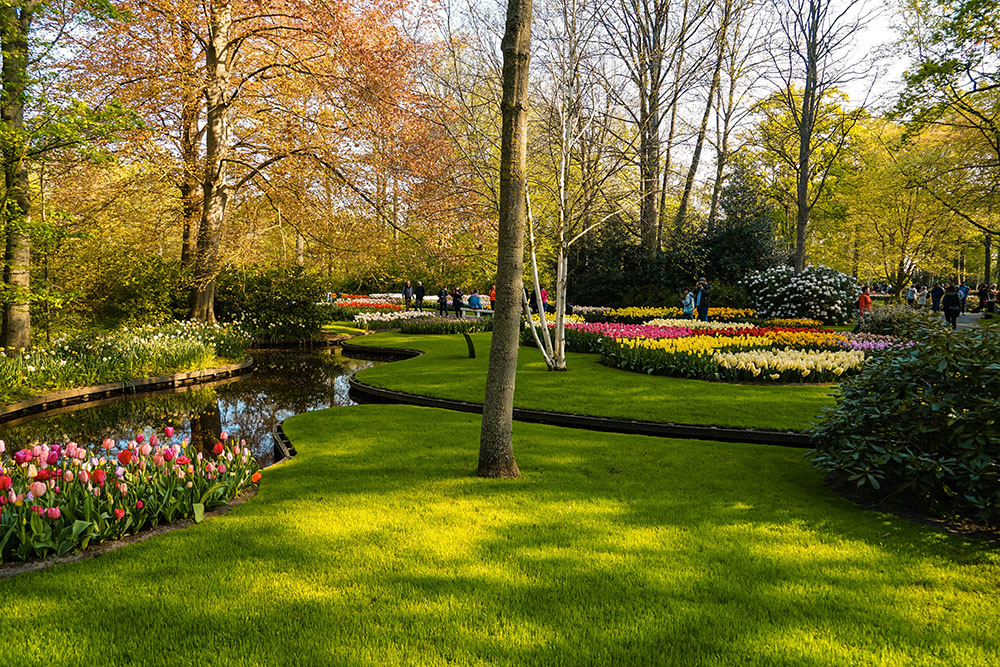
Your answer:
[351,332,834,431]
[2,405,995,666]
[323,320,366,335]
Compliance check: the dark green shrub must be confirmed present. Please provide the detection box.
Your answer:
[861,303,945,338]
[399,317,493,334]
[214,267,329,342]
[91,257,189,327]
[810,328,1000,525]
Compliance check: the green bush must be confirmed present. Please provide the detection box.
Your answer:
[399,317,493,335]
[214,267,330,342]
[861,303,945,338]
[810,328,1000,525]
[90,257,189,328]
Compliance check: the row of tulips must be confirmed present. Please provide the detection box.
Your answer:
[0,428,261,563]
[601,337,868,382]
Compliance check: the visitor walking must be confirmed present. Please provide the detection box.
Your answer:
[414,281,425,311]
[681,288,695,320]
[942,284,962,329]
[452,287,464,318]
[489,284,496,310]
[528,287,538,314]
[906,285,916,307]
[852,286,874,334]
[539,286,549,312]
[916,286,928,309]
[973,283,989,313]
[695,278,711,322]
[931,283,944,312]
[437,286,449,316]
[959,282,971,312]
[402,281,413,310]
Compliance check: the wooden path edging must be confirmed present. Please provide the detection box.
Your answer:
[340,341,813,448]
[0,358,255,425]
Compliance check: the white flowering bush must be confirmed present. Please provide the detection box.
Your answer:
[741,265,858,325]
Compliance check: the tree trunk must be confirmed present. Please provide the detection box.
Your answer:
[674,17,726,232]
[0,5,32,350]
[986,233,993,286]
[478,0,531,479]
[793,0,820,274]
[639,84,661,257]
[189,0,232,322]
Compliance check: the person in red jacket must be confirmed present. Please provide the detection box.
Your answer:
[852,286,873,333]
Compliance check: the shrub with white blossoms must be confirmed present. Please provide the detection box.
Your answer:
[741,265,858,325]
[354,310,437,329]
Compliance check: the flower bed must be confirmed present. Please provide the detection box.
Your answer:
[604,307,757,324]
[354,311,437,330]
[0,428,261,563]
[399,317,494,334]
[0,322,250,403]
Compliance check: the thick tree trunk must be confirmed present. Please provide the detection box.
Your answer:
[639,86,661,257]
[189,0,232,322]
[478,0,531,479]
[1,6,32,350]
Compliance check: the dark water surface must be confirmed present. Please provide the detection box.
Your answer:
[0,349,376,466]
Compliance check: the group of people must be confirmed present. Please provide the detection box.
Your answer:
[905,282,998,314]
[679,278,712,321]
[401,281,497,317]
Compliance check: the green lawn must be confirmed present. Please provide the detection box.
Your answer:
[2,405,995,666]
[351,332,835,432]
[323,320,366,335]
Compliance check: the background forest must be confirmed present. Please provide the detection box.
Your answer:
[1,0,997,345]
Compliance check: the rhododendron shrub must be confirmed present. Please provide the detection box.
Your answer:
[0,429,261,562]
[742,265,858,324]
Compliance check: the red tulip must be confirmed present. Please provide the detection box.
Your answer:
[36,469,50,482]
[213,442,224,456]
[163,448,175,462]
[251,471,262,483]
[0,476,10,491]
[46,451,58,465]
[135,433,145,444]
[164,427,175,438]
[114,508,125,520]
[93,470,106,487]
[176,456,190,466]
[117,450,132,465]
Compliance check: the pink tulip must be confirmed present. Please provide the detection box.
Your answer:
[30,481,46,498]
[135,433,145,444]
[140,443,152,456]
[164,427,174,438]
[102,438,114,450]
[220,432,229,441]
[149,435,159,447]
[0,439,5,454]
[153,454,164,466]
[46,507,60,520]
[14,449,30,464]
[46,451,58,465]
[79,470,90,484]
[163,448,175,462]
[63,470,74,482]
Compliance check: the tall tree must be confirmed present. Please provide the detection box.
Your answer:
[768,0,871,271]
[478,0,531,479]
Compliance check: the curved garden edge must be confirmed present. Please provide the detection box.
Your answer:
[340,341,812,448]
[0,358,255,426]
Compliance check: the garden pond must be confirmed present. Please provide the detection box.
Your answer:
[0,348,377,467]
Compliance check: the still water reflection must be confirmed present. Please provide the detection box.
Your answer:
[0,349,376,466]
